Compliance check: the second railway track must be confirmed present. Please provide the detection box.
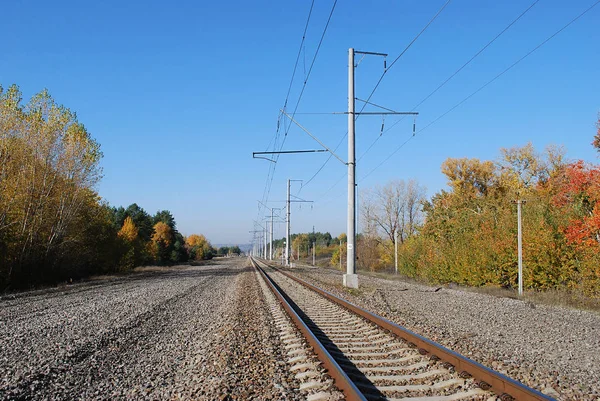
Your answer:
[251,257,554,401]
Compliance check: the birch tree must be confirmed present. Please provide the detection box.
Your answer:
[362,179,426,245]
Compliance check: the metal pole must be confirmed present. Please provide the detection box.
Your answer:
[394,231,398,274]
[264,228,267,259]
[517,200,523,296]
[286,179,291,267]
[270,209,274,260]
[344,48,358,288]
[356,184,359,267]
[313,242,316,266]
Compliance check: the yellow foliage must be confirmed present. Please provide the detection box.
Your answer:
[292,234,310,259]
[118,217,138,242]
[441,157,497,198]
[152,222,172,247]
[186,234,207,248]
[330,243,346,269]
[0,85,104,287]
[185,233,212,261]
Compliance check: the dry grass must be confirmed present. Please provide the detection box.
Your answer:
[133,264,192,273]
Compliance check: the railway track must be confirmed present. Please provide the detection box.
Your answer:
[251,257,554,401]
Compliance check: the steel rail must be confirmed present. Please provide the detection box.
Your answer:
[256,263,555,401]
[269,264,555,401]
[250,258,367,401]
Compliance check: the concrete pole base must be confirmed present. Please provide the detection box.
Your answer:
[343,274,358,289]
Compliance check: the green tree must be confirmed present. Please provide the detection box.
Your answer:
[153,210,176,230]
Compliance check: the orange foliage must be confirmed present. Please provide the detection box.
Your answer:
[553,161,600,247]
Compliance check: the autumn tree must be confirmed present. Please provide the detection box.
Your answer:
[150,221,173,264]
[0,85,103,287]
[116,217,138,270]
[441,158,498,198]
[359,179,427,271]
[400,144,580,290]
[362,179,426,245]
[592,115,600,152]
[118,217,139,242]
[185,234,213,260]
[0,84,192,287]
[291,234,310,259]
[330,241,347,268]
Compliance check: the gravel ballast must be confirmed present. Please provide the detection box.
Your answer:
[0,258,310,400]
[290,266,600,400]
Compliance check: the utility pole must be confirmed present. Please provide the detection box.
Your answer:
[343,48,418,288]
[250,225,265,259]
[250,231,260,258]
[263,227,267,259]
[270,209,274,260]
[258,200,281,261]
[356,184,359,267]
[258,48,416,286]
[286,179,290,266]
[313,242,316,266]
[394,230,398,274]
[345,48,358,289]
[512,199,526,296]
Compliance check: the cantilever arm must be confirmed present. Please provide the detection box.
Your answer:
[280,110,347,165]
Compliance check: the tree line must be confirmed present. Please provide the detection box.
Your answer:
[0,85,220,290]
[271,232,342,259]
[355,120,600,297]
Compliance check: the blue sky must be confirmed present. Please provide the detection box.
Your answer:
[2,0,599,245]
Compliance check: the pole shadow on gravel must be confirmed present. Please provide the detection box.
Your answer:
[269,279,385,401]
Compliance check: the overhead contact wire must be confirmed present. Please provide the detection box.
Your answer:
[303,0,452,191]
[361,0,600,181]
